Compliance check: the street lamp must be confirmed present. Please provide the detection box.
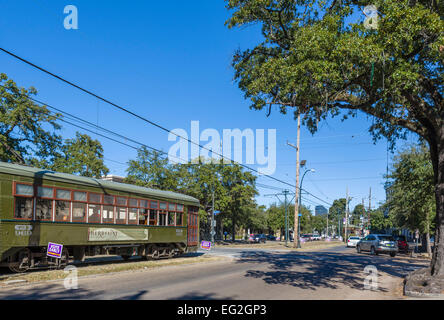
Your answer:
[297,168,315,248]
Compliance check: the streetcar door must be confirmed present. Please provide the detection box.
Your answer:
[187,206,199,246]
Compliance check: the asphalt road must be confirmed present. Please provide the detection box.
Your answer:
[0,244,430,300]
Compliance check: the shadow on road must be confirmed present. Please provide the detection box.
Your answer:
[0,283,105,300]
[168,291,234,300]
[235,250,427,292]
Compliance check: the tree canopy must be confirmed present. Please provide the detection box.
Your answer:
[385,144,435,237]
[0,73,62,164]
[226,0,444,277]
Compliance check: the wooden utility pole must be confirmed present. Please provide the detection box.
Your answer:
[345,187,349,242]
[287,113,301,248]
[368,187,372,230]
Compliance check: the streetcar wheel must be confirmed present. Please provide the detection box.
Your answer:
[9,248,31,273]
[56,248,70,270]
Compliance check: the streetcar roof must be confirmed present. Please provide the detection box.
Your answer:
[0,161,200,205]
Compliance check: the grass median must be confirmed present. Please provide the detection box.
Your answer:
[0,255,227,286]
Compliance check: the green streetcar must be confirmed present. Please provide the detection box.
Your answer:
[0,161,200,272]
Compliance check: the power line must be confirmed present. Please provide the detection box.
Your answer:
[0,47,298,190]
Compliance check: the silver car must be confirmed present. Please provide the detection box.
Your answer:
[356,234,398,257]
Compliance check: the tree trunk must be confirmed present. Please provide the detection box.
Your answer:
[426,232,432,257]
[430,128,444,276]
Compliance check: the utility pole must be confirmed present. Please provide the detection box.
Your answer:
[264,190,294,247]
[326,209,329,238]
[284,190,289,246]
[345,187,349,242]
[211,188,215,243]
[287,113,301,248]
[368,187,372,231]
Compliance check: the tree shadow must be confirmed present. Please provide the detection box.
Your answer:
[235,250,428,292]
[0,283,105,300]
[168,291,234,300]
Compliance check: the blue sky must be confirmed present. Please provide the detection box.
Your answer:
[0,1,419,212]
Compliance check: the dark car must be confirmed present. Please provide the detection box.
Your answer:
[266,234,276,241]
[252,234,267,243]
[394,235,409,253]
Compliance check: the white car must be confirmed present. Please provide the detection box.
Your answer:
[347,236,362,247]
[311,234,322,241]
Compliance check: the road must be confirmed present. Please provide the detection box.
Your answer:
[0,244,430,299]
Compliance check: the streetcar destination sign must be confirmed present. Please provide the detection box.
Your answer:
[47,242,63,259]
[201,241,212,250]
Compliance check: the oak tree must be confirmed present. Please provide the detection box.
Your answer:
[226,0,444,276]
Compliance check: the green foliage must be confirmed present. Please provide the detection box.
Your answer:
[125,149,258,237]
[48,132,109,178]
[384,144,435,234]
[225,1,443,145]
[369,208,392,233]
[352,203,366,226]
[0,73,62,164]
[125,147,176,189]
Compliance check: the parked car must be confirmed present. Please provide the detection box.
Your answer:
[346,236,362,247]
[311,234,322,241]
[266,234,276,241]
[252,234,267,243]
[356,234,398,257]
[300,234,312,242]
[393,235,410,253]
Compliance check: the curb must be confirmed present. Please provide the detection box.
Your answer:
[0,256,229,290]
[404,288,444,299]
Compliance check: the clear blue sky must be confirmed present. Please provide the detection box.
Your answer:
[0,0,419,212]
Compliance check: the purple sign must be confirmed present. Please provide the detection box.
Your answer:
[47,242,63,259]
[201,241,212,250]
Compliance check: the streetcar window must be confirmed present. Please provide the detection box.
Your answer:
[15,197,33,219]
[177,204,184,212]
[159,202,167,210]
[159,212,166,226]
[72,202,86,222]
[88,204,101,223]
[36,198,53,220]
[37,186,54,198]
[149,209,157,225]
[139,208,148,225]
[150,201,158,209]
[129,198,138,207]
[168,203,176,211]
[73,191,87,202]
[116,197,127,206]
[103,205,114,223]
[89,193,102,204]
[15,183,34,196]
[140,199,148,208]
[56,189,71,200]
[168,212,175,226]
[176,213,183,226]
[129,208,138,224]
[104,195,114,205]
[116,207,127,224]
[55,200,70,222]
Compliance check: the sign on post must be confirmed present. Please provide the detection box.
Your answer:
[201,241,212,250]
[47,242,63,259]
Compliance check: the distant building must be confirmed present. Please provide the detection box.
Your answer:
[315,205,328,216]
